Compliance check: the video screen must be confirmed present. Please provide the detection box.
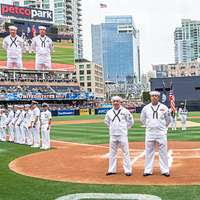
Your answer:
[0,3,74,71]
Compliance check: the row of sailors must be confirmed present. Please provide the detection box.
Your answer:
[0,102,52,150]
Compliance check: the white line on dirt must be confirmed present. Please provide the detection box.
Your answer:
[131,151,145,165]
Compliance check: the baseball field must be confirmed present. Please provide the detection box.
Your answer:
[1,112,200,200]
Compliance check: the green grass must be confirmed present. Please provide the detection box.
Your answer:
[0,38,74,64]
[0,112,200,200]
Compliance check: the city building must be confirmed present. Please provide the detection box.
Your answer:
[174,19,200,63]
[91,15,140,82]
[153,61,200,78]
[74,59,105,99]
[1,0,83,59]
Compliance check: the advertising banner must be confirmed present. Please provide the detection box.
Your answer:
[1,4,53,22]
[57,109,75,116]
[96,107,110,115]
[0,92,95,101]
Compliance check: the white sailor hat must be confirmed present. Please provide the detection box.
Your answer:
[24,104,31,108]
[31,101,38,105]
[42,103,49,107]
[149,91,160,96]
[8,105,13,108]
[18,105,24,108]
[38,26,46,30]
[9,26,18,30]
[111,96,123,102]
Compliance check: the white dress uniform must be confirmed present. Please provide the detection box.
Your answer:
[6,109,15,142]
[32,107,41,147]
[13,109,21,143]
[16,110,26,144]
[170,110,177,131]
[32,35,53,70]
[2,35,24,69]
[105,106,134,174]
[140,102,171,175]
[40,110,52,149]
[23,109,33,145]
[0,112,7,142]
[178,107,188,131]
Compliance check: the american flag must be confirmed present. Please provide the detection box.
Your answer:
[100,3,107,8]
[169,81,176,112]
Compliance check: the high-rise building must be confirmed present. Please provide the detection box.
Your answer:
[175,19,200,63]
[74,59,105,99]
[91,15,140,82]
[8,0,83,59]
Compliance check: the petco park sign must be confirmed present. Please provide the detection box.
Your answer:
[0,4,53,22]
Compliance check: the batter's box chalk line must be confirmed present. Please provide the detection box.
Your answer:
[55,193,162,200]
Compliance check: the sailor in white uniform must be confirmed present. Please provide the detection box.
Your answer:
[23,104,33,146]
[2,26,24,69]
[40,103,52,150]
[32,26,53,70]
[0,109,7,142]
[140,91,171,177]
[6,105,15,142]
[105,96,134,176]
[170,109,177,131]
[15,105,26,144]
[178,103,188,131]
[31,101,41,148]
[13,105,22,143]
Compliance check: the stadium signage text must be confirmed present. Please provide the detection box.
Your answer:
[0,4,53,22]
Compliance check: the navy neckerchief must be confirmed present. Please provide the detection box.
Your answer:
[112,109,121,122]
[10,37,17,47]
[40,36,46,47]
[151,104,160,119]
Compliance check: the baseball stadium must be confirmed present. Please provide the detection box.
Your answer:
[0,1,200,200]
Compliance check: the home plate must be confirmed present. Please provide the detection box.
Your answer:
[55,193,162,200]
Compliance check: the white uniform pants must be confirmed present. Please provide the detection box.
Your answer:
[32,123,41,146]
[108,135,132,174]
[144,135,169,174]
[180,116,187,130]
[8,124,15,142]
[7,57,23,69]
[23,126,33,145]
[170,116,176,130]
[15,125,21,143]
[35,55,51,70]
[20,124,26,144]
[41,124,50,149]
[0,127,6,141]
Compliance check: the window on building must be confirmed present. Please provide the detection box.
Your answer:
[87,76,91,81]
[80,76,84,81]
[87,88,92,92]
[86,64,91,69]
[87,82,91,87]
[80,82,85,87]
[87,70,91,75]
[80,70,84,75]
[79,65,84,69]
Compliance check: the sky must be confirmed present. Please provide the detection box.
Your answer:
[82,0,200,73]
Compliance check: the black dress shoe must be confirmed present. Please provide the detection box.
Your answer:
[162,173,170,177]
[106,172,116,176]
[125,173,132,176]
[143,173,152,177]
